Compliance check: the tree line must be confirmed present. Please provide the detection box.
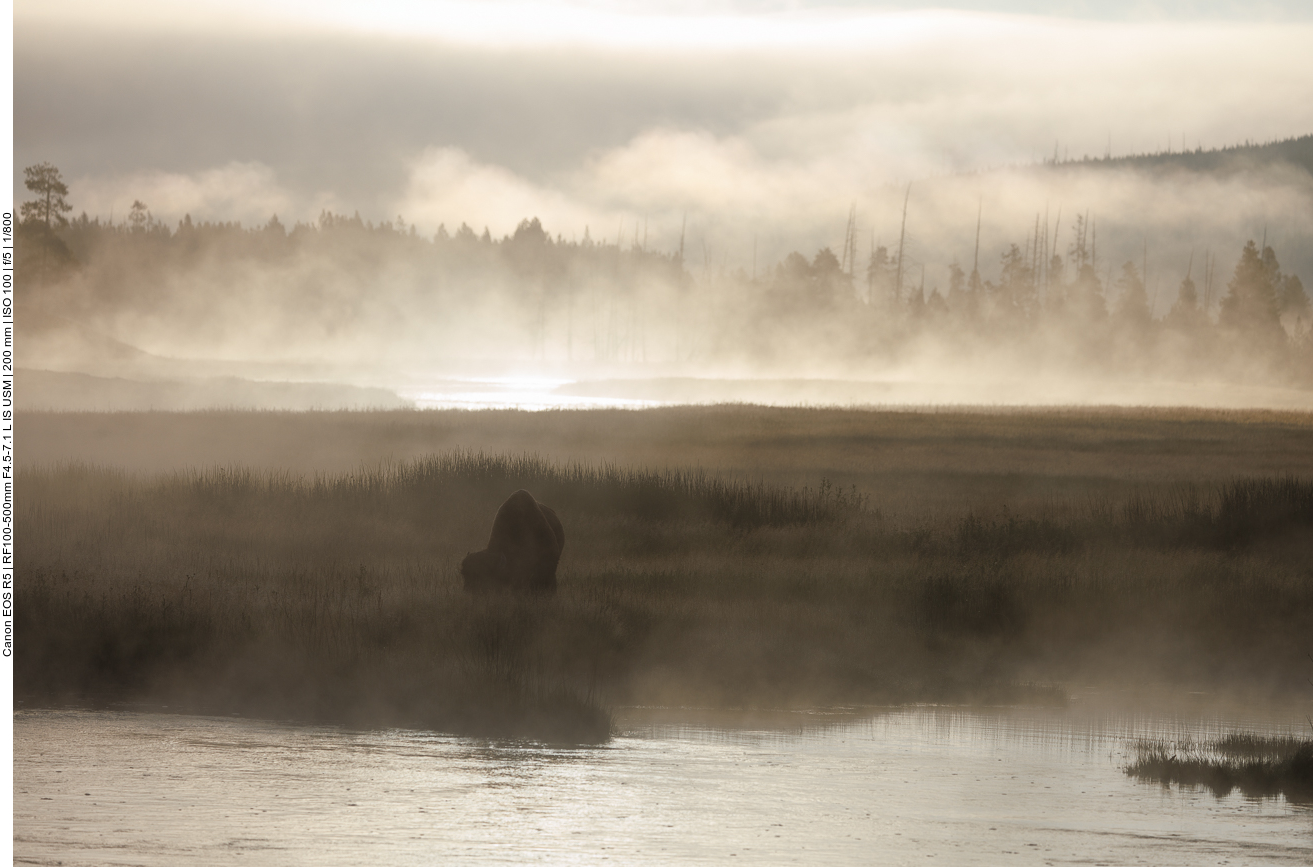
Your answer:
[16,163,1312,380]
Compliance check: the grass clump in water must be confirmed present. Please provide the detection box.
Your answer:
[1126,734,1313,802]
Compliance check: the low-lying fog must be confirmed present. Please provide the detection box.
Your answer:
[14,1,1313,410]
[19,152,1313,412]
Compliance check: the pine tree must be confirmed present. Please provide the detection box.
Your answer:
[1220,240,1281,337]
[17,162,75,286]
[1166,269,1202,331]
[1115,261,1150,325]
[20,163,72,228]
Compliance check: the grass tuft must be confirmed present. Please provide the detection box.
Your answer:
[1127,735,1313,802]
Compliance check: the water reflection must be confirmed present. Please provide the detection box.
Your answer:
[14,706,1312,866]
[399,376,660,410]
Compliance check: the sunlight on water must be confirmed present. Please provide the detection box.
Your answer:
[394,375,1313,412]
[13,706,1312,865]
[401,377,662,411]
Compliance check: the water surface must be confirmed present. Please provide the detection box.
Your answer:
[14,705,1312,865]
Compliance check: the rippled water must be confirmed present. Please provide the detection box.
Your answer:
[14,705,1312,865]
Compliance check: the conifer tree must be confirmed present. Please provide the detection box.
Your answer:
[20,162,72,228]
[1166,269,1203,330]
[1220,240,1281,337]
[1115,261,1150,325]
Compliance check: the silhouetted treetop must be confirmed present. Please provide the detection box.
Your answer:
[1221,240,1282,336]
[512,217,549,246]
[21,163,72,229]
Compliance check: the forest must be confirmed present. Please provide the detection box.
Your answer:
[16,161,1313,386]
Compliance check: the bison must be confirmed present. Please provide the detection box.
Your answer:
[461,489,565,595]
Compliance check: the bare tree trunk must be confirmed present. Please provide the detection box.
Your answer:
[895,184,910,305]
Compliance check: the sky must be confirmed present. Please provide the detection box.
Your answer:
[14,0,1313,268]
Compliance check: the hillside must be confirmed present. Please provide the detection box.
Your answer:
[1044,134,1313,177]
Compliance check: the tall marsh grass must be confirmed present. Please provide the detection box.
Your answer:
[18,451,1313,741]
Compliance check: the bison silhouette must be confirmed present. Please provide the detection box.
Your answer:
[461,489,565,595]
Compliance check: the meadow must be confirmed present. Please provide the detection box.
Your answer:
[17,405,1313,742]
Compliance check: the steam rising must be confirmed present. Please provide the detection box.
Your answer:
[14,0,1313,407]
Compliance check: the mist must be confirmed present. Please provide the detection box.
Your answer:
[16,1,1313,408]
[17,146,1313,411]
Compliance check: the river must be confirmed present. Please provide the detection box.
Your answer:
[14,703,1312,865]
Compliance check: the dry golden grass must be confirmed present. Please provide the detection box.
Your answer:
[21,404,1313,523]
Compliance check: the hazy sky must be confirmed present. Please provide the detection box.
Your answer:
[15,0,1313,262]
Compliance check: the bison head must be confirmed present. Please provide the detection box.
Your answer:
[460,550,509,593]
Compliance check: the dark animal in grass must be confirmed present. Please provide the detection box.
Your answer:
[461,490,565,595]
